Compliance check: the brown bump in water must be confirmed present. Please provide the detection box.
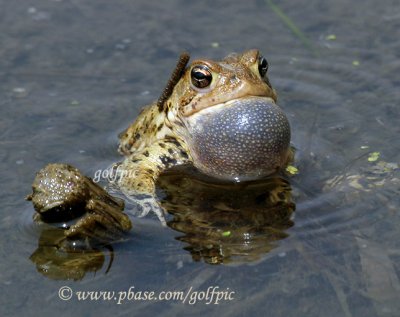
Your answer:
[27,163,132,244]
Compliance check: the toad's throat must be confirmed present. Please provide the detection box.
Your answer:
[182,97,291,182]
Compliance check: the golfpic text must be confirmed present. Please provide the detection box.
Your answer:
[58,286,235,305]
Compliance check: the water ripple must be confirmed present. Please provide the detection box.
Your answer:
[269,52,398,240]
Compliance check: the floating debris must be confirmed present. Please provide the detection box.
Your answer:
[352,60,360,66]
[367,151,380,162]
[286,165,299,175]
[12,87,28,98]
[27,7,37,14]
[211,42,220,48]
[13,87,26,92]
[221,231,231,237]
[325,34,337,41]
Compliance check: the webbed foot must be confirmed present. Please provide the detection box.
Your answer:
[123,194,167,226]
[106,160,170,226]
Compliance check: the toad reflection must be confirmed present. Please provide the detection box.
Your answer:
[29,168,294,279]
[158,168,294,265]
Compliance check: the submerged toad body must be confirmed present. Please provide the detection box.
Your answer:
[111,49,292,223]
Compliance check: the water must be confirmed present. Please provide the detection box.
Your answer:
[1,0,400,316]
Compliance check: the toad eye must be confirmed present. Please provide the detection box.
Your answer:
[191,65,212,89]
[258,55,269,77]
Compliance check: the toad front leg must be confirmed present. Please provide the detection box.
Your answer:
[109,138,191,225]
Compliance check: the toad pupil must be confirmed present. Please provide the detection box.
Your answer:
[258,56,268,77]
[191,65,212,88]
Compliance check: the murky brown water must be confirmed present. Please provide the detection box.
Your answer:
[1,0,400,316]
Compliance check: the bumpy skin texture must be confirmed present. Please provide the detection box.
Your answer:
[27,163,132,243]
[186,97,291,181]
[112,49,292,223]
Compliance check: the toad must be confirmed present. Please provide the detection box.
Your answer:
[110,49,292,224]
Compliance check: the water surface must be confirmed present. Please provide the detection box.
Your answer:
[1,1,400,316]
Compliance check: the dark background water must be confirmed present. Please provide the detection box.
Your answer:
[1,0,400,316]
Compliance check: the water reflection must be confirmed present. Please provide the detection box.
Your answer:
[30,226,114,280]
[29,168,295,278]
[158,168,295,264]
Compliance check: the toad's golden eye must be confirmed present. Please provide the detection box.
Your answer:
[258,55,269,77]
[191,65,212,89]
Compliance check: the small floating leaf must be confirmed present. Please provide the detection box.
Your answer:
[70,100,80,106]
[360,145,369,149]
[222,231,231,237]
[211,42,219,48]
[286,165,299,175]
[13,87,26,94]
[368,151,380,162]
[352,60,360,66]
[326,34,337,41]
